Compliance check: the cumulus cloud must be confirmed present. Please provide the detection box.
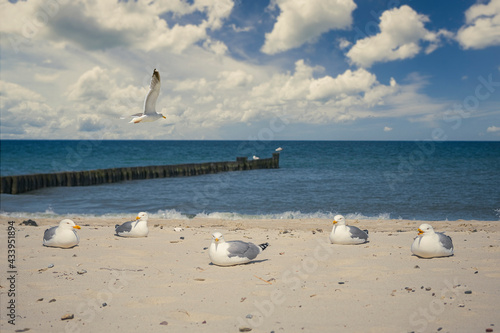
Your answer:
[0,0,233,54]
[249,60,399,124]
[261,0,356,54]
[384,126,393,132]
[486,125,500,132]
[346,5,452,68]
[0,80,59,137]
[456,0,500,49]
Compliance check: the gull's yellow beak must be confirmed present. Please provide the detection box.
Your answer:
[215,238,219,242]
[333,220,337,224]
[163,116,166,119]
[417,228,423,235]
[136,216,141,220]
[73,225,81,229]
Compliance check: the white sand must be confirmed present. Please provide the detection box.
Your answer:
[0,216,499,333]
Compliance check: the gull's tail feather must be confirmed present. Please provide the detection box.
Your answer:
[258,243,269,251]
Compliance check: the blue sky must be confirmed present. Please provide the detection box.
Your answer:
[1,0,499,140]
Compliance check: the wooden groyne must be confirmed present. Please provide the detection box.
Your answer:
[1,153,279,194]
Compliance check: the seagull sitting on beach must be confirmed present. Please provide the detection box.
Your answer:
[129,69,166,123]
[115,212,149,237]
[411,224,453,258]
[329,215,369,245]
[209,232,269,266]
[43,219,81,248]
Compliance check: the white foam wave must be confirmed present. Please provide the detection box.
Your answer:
[0,209,392,221]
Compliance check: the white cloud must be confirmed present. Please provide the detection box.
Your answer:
[384,126,393,132]
[261,0,356,54]
[0,80,59,137]
[487,125,500,132]
[249,60,401,124]
[456,0,500,49]
[0,0,233,54]
[217,70,254,89]
[346,5,451,68]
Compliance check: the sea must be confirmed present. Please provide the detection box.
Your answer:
[1,140,499,221]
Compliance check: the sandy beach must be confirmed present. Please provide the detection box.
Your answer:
[0,216,498,333]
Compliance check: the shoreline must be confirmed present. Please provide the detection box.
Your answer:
[1,215,498,232]
[1,217,498,332]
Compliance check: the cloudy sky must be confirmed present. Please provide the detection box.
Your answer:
[1,0,499,140]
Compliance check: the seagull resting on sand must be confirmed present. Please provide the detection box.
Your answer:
[129,69,166,123]
[43,219,81,248]
[209,232,269,266]
[115,212,149,237]
[411,224,453,258]
[329,215,369,245]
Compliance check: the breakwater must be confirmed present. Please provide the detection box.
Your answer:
[1,154,279,194]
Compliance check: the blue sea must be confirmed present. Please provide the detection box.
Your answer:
[1,140,499,221]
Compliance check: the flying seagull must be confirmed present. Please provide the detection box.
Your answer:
[129,69,166,123]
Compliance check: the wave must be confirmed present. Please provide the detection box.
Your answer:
[0,209,393,221]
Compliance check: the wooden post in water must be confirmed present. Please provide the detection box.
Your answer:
[0,154,280,194]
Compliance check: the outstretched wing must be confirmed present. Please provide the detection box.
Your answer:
[143,69,161,115]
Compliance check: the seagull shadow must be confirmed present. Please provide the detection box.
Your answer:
[209,259,269,266]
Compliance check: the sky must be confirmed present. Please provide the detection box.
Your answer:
[1,0,499,141]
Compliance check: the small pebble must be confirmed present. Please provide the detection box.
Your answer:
[338,282,345,285]
[180,236,185,240]
[25,234,30,238]
[102,303,107,307]
[458,304,465,307]
[202,320,206,324]
[48,264,54,268]
[61,314,74,320]
[465,290,472,294]
[437,328,442,331]
[37,298,44,302]
[49,299,56,303]
[474,271,478,274]
[486,328,493,332]
[77,269,87,275]
[239,328,252,332]
[246,314,253,319]
[425,287,432,291]
[414,265,420,269]
[159,321,168,325]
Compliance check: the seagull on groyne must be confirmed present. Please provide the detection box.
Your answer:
[252,155,260,160]
[129,69,166,123]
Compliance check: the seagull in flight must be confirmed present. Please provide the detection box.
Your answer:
[129,69,166,123]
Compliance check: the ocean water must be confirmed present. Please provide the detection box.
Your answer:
[1,140,499,221]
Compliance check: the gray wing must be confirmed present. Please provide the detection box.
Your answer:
[43,226,57,241]
[227,241,260,260]
[115,221,134,234]
[143,70,160,115]
[437,232,453,250]
[347,226,368,241]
